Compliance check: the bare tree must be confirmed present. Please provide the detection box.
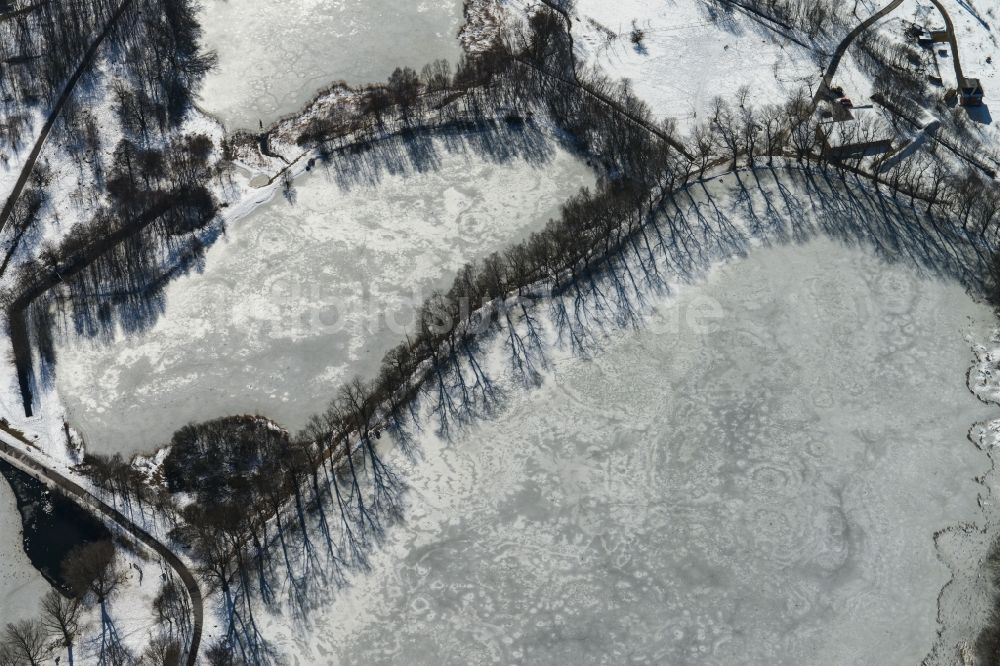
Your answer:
[141,633,182,665]
[387,67,421,119]
[39,589,83,666]
[759,105,786,164]
[63,541,130,666]
[710,97,741,170]
[692,124,717,177]
[153,576,190,638]
[420,59,452,92]
[784,88,817,163]
[1,620,50,666]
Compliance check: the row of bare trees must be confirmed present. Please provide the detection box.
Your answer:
[69,8,705,664]
[98,7,857,662]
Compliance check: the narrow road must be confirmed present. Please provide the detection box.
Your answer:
[0,430,203,665]
[929,0,965,88]
[706,0,817,51]
[815,0,905,102]
[0,0,133,276]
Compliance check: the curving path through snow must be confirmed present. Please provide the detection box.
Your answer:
[0,427,203,666]
[816,0,904,102]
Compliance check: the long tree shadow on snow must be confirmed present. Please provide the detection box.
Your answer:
[314,115,561,193]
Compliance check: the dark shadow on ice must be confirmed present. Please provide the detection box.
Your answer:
[540,165,994,368]
[316,116,558,192]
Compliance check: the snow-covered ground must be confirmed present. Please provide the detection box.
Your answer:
[53,125,595,456]
[0,35,226,655]
[0,425,195,661]
[197,0,465,130]
[265,235,996,664]
[570,0,821,134]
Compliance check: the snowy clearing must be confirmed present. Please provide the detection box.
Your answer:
[572,0,821,134]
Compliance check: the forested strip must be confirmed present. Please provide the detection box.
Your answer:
[0,0,217,276]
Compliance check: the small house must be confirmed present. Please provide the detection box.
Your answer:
[917,28,948,45]
[960,77,984,106]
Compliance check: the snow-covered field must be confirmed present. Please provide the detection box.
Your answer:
[266,235,995,664]
[571,0,821,134]
[197,0,465,130]
[54,126,595,456]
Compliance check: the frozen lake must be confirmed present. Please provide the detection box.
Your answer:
[0,477,49,626]
[197,0,465,130]
[274,236,996,664]
[55,128,595,456]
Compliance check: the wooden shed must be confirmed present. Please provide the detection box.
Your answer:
[960,78,984,106]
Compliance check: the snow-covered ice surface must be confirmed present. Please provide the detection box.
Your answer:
[939,327,1000,664]
[197,0,465,130]
[571,0,821,134]
[269,235,996,664]
[0,478,50,627]
[54,127,595,456]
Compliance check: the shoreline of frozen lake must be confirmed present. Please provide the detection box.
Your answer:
[197,0,465,130]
